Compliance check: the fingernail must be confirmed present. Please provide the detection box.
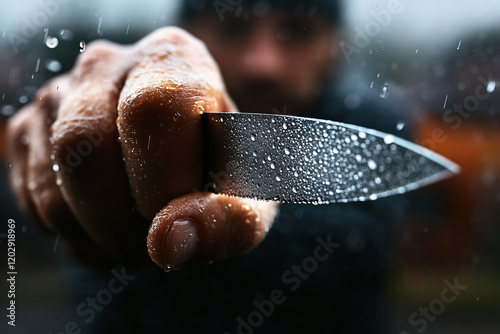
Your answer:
[163,219,198,270]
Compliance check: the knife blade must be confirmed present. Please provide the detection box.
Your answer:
[203,112,459,204]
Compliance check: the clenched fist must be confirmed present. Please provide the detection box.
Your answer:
[7,27,277,270]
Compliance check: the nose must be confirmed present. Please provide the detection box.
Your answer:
[242,28,285,80]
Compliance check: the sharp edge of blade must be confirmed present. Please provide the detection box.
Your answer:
[217,166,455,205]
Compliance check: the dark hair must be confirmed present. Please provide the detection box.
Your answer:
[179,0,343,25]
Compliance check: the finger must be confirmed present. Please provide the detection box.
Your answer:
[50,40,148,263]
[117,27,236,220]
[6,105,43,228]
[26,81,92,237]
[147,192,278,271]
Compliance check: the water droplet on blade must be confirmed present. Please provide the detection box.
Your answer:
[367,160,377,170]
[384,135,395,144]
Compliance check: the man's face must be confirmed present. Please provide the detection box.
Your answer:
[186,10,340,115]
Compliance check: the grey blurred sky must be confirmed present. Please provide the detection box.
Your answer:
[1,0,499,49]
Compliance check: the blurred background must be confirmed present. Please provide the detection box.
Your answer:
[1,0,499,333]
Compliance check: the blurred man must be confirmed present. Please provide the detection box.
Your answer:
[6,0,409,333]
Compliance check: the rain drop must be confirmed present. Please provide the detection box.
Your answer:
[126,20,131,35]
[52,164,60,172]
[0,105,15,117]
[282,122,288,130]
[250,133,256,141]
[45,59,62,72]
[97,16,103,35]
[270,163,275,170]
[396,121,405,131]
[276,175,281,182]
[59,29,74,41]
[487,80,496,93]
[45,36,59,49]
[284,147,290,155]
[380,84,389,99]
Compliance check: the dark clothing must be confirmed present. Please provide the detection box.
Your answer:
[62,73,412,334]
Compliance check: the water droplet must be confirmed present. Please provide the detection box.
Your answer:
[45,36,59,48]
[384,135,395,144]
[97,16,103,35]
[487,80,496,93]
[370,81,374,88]
[250,133,256,141]
[270,163,275,170]
[45,59,62,72]
[276,175,281,182]
[284,148,290,155]
[59,29,74,41]
[375,177,382,184]
[457,40,462,50]
[292,187,297,193]
[396,121,405,131]
[1,105,15,116]
[126,20,131,35]
[367,160,377,170]
[282,122,288,130]
[52,164,60,172]
[380,84,389,99]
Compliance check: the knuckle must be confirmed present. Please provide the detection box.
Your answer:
[72,40,122,78]
[137,26,209,57]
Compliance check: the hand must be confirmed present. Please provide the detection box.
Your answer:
[7,27,278,270]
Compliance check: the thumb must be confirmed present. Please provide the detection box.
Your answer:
[147,192,278,271]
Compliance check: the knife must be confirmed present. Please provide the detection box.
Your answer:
[203,112,459,204]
